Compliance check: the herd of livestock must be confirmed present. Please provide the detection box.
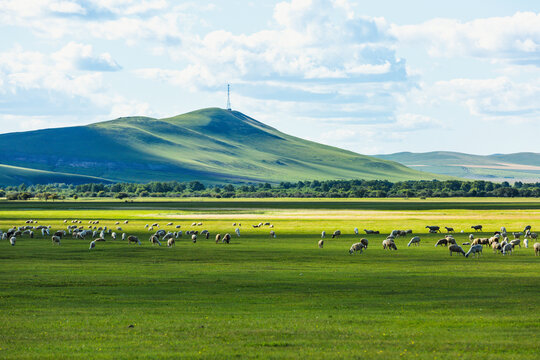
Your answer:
[1,219,539,258]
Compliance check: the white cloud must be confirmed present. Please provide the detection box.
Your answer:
[52,42,121,71]
[392,12,540,65]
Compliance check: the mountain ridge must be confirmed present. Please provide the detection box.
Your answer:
[0,108,449,185]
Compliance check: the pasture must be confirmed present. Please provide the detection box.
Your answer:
[0,199,539,359]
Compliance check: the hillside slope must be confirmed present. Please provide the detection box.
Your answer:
[0,108,446,184]
[375,151,540,182]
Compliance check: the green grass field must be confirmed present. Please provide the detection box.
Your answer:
[0,199,539,359]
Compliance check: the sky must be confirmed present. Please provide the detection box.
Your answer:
[0,0,539,155]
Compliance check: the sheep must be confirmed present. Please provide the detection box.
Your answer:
[270,231,276,238]
[425,225,440,233]
[152,223,159,227]
[10,236,16,246]
[501,226,507,233]
[124,220,129,224]
[360,238,368,248]
[405,229,413,235]
[513,232,523,239]
[465,244,483,258]
[111,232,117,240]
[502,243,513,256]
[382,239,397,250]
[122,233,126,241]
[428,229,438,234]
[117,227,122,231]
[534,243,540,256]
[252,224,259,228]
[167,222,173,226]
[192,234,197,243]
[94,238,106,242]
[115,221,119,225]
[332,230,341,239]
[435,238,448,247]
[264,222,271,226]
[89,240,95,250]
[167,238,175,247]
[175,225,181,229]
[128,235,141,245]
[215,234,221,243]
[524,238,529,249]
[408,236,420,247]
[390,230,399,237]
[321,231,326,238]
[162,233,174,241]
[492,242,501,253]
[235,228,241,237]
[354,227,359,235]
[176,231,182,238]
[223,233,231,244]
[364,229,379,234]
[446,236,456,245]
[155,229,166,237]
[524,225,532,233]
[51,235,61,245]
[205,232,210,240]
[510,239,520,248]
[349,242,366,254]
[318,239,324,248]
[445,227,454,233]
[471,225,483,232]
[448,244,465,256]
[150,235,161,246]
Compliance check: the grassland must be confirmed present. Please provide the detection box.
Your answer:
[0,199,539,359]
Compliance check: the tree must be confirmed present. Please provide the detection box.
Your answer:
[115,192,129,199]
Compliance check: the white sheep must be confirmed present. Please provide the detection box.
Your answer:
[192,234,197,243]
[167,238,175,247]
[382,239,397,250]
[349,242,366,254]
[448,244,465,256]
[465,244,483,258]
[354,227,359,235]
[318,239,324,248]
[321,231,326,238]
[332,230,341,238]
[407,236,420,247]
[128,235,141,245]
[510,239,520,248]
[270,230,276,238]
[51,235,61,245]
[534,242,540,256]
[150,235,161,246]
[89,240,95,250]
[502,243,513,255]
[10,236,16,246]
[235,228,241,237]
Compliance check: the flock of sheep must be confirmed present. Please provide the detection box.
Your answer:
[1,219,539,259]
[0,219,275,250]
[336,225,539,257]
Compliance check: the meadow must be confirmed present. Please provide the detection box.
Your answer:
[0,198,539,359]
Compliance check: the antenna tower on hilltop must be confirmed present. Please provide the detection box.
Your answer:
[226,84,232,111]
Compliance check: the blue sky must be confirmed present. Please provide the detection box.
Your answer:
[0,0,539,155]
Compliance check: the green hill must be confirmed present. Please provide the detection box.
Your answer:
[0,108,446,185]
[375,151,540,182]
[0,164,113,186]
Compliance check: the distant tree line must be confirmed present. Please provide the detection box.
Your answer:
[0,179,539,200]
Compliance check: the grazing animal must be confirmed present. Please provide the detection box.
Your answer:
[360,238,368,248]
[435,238,448,247]
[270,231,276,238]
[167,222,173,226]
[446,236,456,245]
[167,238,175,247]
[321,231,326,238]
[534,242,540,256]
[89,240,95,250]
[513,232,523,239]
[448,244,465,256]
[465,244,483,258]
[176,225,181,229]
[332,230,341,239]
[405,229,413,234]
[10,236,16,246]
[407,236,420,247]
[523,238,529,248]
[502,243,513,256]
[492,242,501,253]
[382,239,397,250]
[445,227,454,233]
[364,229,379,234]
[192,234,197,243]
[318,239,324,248]
[471,225,482,232]
[235,228,241,237]
[150,235,161,246]
[425,226,440,233]
[128,235,141,245]
[215,234,221,243]
[524,225,532,233]
[223,233,231,244]
[94,238,106,242]
[354,227,359,235]
[428,229,438,234]
[51,235,61,245]
[349,242,366,254]
[510,239,520,248]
